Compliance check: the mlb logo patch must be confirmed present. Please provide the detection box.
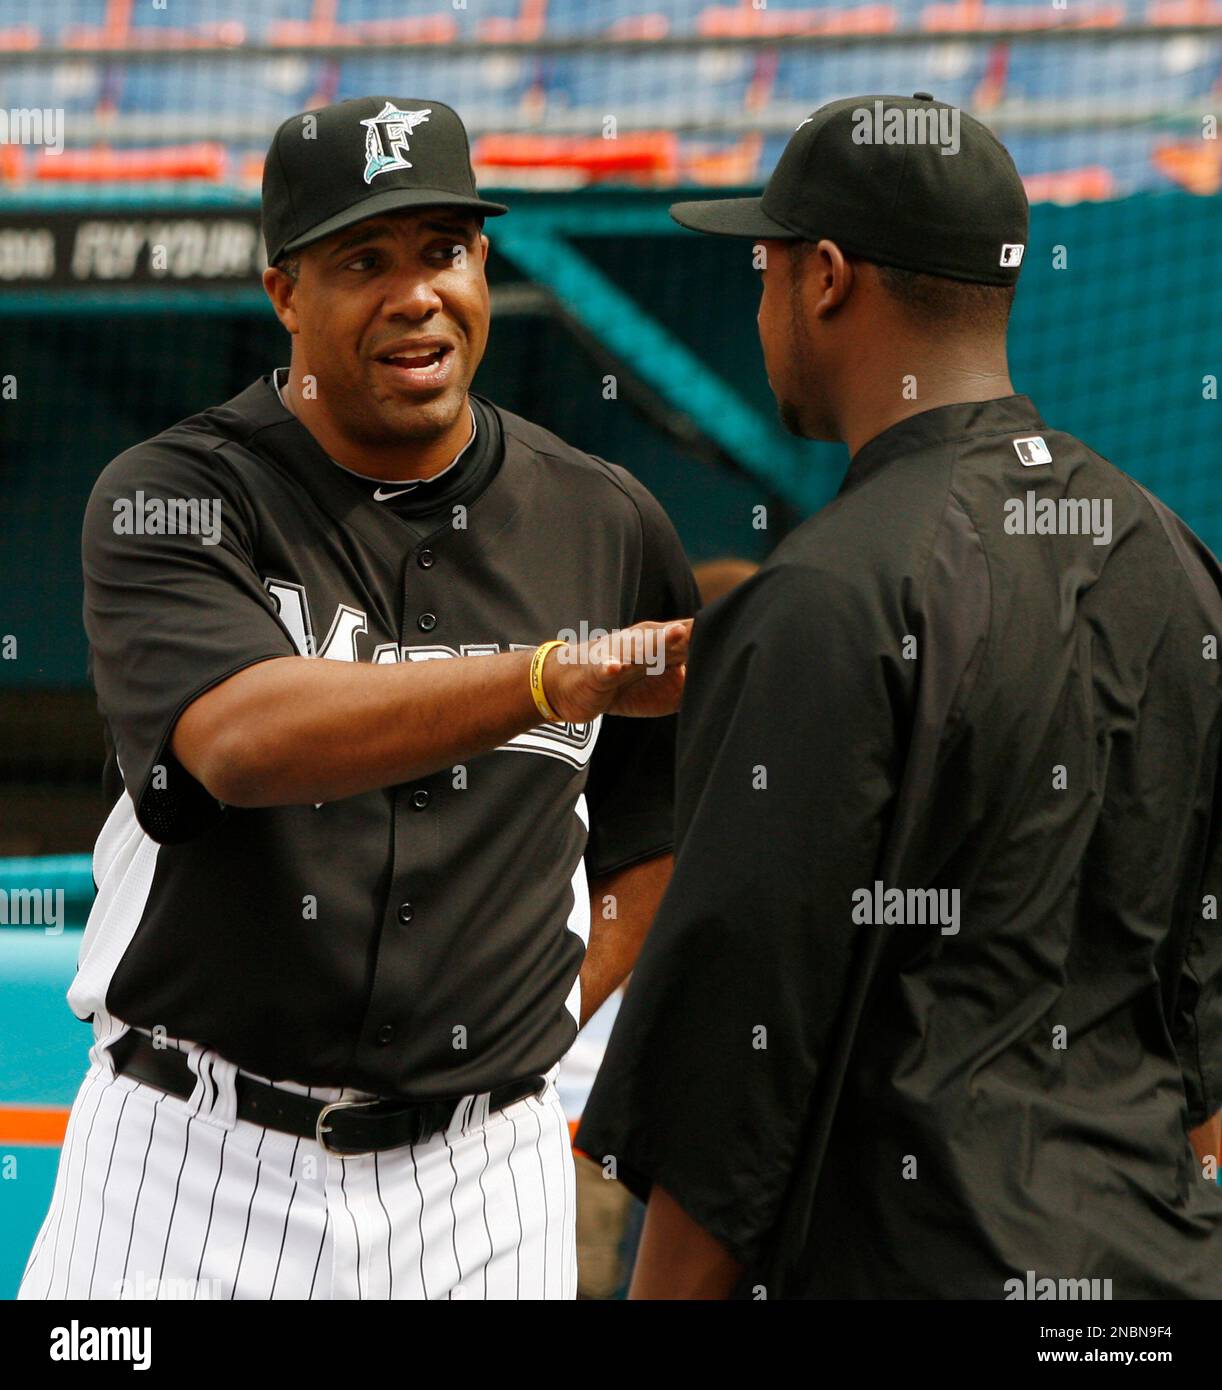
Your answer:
[1013,435,1052,466]
[1000,243,1025,268]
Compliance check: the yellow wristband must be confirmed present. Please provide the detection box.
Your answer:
[530,640,567,723]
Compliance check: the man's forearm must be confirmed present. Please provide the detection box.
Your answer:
[629,1184,744,1299]
[173,648,545,806]
[580,852,673,1027]
[172,621,691,808]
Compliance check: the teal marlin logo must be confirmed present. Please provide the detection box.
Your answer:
[361,103,432,184]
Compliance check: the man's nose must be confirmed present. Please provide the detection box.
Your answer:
[383,273,444,319]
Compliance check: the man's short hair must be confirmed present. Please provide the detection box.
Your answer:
[788,240,1015,332]
[869,261,1015,333]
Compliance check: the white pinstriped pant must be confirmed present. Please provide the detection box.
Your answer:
[19,1021,577,1300]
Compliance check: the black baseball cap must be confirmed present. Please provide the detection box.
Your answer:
[262,95,508,267]
[670,93,1029,286]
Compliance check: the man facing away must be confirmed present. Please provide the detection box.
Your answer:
[577,93,1222,1299]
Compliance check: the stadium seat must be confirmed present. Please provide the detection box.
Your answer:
[118,56,318,120]
[2,60,106,116]
[0,0,105,45]
[0,21,37,50]
[697,3,899,36]
[329,0,525,41]
[1150,137,1221,194]
[541,48,757,132]
[681,130,765,184]
[920,0,1124,29]
[473,131,680,182]
[333,53,540,127]
[770,43,991,112]
[1003,34,1222,107]
[1147,0,1222,22]
[32,144,229,183]
[1004,126,1166,195]
[544,0,710,35]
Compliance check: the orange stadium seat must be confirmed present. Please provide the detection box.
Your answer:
[682,132,765,184]
[698,4,899,34]
[474,132,680,183]
[0,23,38,49]
[1152,140,1222,194]
[268,16,459,45]
[1146,0,1222,20]
[1021,165,1116,200]
[33,144,228,183]
[478,0,549,41]
[921,0,1123,27]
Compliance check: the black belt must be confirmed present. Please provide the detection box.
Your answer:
[108,1029,546,1157]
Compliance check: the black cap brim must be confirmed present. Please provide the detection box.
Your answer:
[668,195,800,239]
[277,186,509,261]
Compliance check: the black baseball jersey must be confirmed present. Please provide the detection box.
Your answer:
[74,373,699,1098]
[577,394,1222,1298]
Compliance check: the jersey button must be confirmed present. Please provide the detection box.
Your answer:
[417,549,435,569]
[417,612,437,632]
[376,1024,395,1045]
[411,789,430,810]
[397,901,414,924]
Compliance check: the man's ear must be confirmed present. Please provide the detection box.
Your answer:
[262,266,300,335]
[479,231,490,266]
[808,239,854,320]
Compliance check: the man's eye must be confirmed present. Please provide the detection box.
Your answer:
[347,254,377,271]
[431,243,465,262]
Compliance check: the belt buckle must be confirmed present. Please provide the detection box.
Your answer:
[315,1097,384,1157]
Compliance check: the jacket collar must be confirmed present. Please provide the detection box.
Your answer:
[840,394,1046,495]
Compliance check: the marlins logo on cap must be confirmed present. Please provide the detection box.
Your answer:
[361,103,433,184]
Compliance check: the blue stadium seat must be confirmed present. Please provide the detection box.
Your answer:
[129,0,314,42]
[334,53,539,121]
[118,57,318,118]
[0,0,108,42]
[1004,36,1222,106]
[771,42,991,110]
[541,49,756,127]
[1,60,105,114]
[1003,126,1163,193]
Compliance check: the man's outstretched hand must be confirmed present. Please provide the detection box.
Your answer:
[543,619,692,722]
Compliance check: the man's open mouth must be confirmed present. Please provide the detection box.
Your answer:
[380,347,448,369]
[374,342,455,389]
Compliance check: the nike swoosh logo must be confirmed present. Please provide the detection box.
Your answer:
[373,485,418,501]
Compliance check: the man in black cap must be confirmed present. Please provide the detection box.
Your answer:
[20,97,698,1301]
[576,93,1222,1298]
